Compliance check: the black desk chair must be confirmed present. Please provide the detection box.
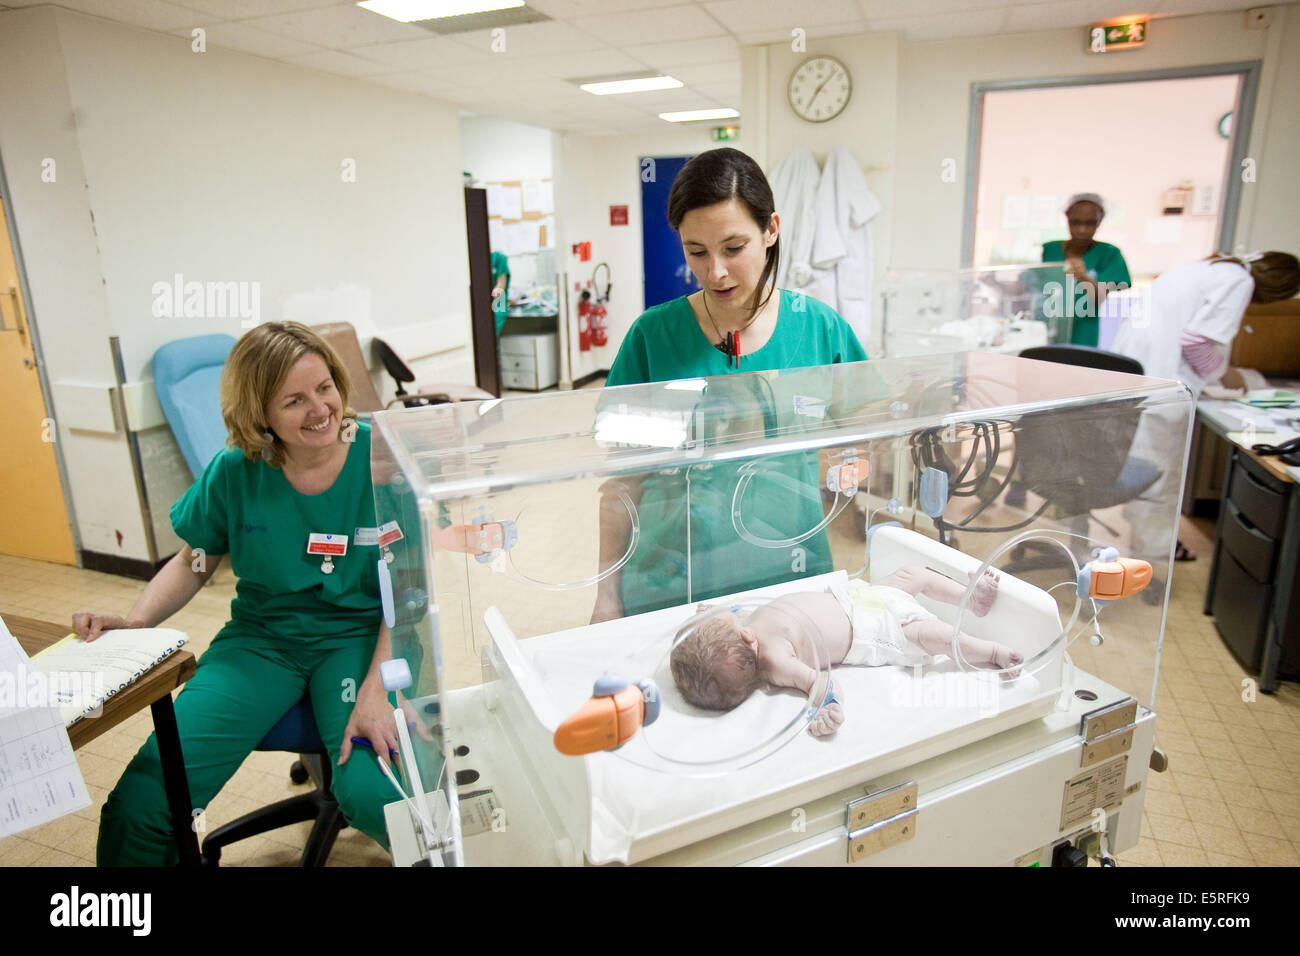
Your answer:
[200,697,345,866]
[1005,345,1161,563]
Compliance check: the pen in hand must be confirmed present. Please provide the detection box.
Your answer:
[350,736,397,758]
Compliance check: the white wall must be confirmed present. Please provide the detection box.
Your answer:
[461,116,553,182]
[551,125,725,383]
[0,7,471,563]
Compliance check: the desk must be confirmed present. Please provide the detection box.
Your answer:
[8,615,201,865]
[1195,402,1300,692]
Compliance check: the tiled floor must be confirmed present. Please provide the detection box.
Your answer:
[1,511,1297,866]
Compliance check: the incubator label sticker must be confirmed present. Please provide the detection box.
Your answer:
[458,788,502,837]
[792,395,828,419]
[353,527,379,547]
[377,521,404,548]
[1060,754,1128,829]
[306,532,348,555]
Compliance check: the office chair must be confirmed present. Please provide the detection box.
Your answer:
[199,698,345,867]
[311,322,492,416]
[152,337,346,866]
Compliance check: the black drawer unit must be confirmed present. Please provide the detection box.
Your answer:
[1205,447,1300,690]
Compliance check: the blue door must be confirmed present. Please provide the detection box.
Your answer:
[641,155,697,310]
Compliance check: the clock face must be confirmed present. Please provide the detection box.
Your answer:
[788,56,851,123]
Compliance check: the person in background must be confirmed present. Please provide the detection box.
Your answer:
[491,250,511,335]
[1032,193,1132,348]
[1113,250,1300,560]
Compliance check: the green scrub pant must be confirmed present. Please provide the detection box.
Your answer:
[98,633,395,866]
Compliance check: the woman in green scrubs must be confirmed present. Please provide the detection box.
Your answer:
[83,322,406,866]
[593,148,867,621]
[491,250,511,334]
[1031,193,1132,347]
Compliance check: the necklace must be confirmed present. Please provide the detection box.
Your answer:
[701,290,764,368]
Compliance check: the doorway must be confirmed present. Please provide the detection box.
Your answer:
[965,63,1259,278]
[0,164,77,563]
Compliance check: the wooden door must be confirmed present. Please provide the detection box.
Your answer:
[464,187,500,397]
[0,176,76,563]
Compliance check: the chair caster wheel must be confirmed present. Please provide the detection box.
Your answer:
[290,760,309,785]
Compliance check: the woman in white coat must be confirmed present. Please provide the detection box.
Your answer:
[1112,251,1299,560]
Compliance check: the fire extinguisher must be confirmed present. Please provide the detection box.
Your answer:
[577,287,592,352]
[591,262,611,348]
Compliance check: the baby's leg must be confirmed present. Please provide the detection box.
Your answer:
[902,619,1022,674]
[876,566,999,617]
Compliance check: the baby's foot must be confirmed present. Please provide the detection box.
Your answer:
[969,569,1000,617]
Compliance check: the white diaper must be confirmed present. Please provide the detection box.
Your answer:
[830,579,935,667]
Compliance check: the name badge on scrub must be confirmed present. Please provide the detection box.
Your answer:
[377,521,403,563]
[307,532,348,574]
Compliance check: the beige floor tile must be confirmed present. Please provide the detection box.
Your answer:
[1117,838,1163,866]
[1239,831,1300,865]
[1268,730,1300,755]
[0,837,47,866]
[1202,755,1254,785]
[1146,770,1178,793]
[1143,789,1188,820]
[1195,737,1240,762]
[28,847,85,867]
[1146,811,1202,849]
[1189,822,1253,861]
[1273,812,1300,843]
[1156,729,1200,756]
[1158,843,1209,866]
[1181,795,1232,826]
[1247,764,1298,793]
[1235,743,1282,769]
[1202,851,1256,866]
[1227,805,1286,838]
[1214,779,1272,811]
[1260,788,1300,818]
[1167,752,1210,778]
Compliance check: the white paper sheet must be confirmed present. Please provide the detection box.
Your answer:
[485,183,504,217]
[498,186,523,220]
[522,180,544,213]
[0,616,91,838]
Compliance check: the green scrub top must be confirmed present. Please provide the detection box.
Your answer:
[605,290,870,616]
[1029,240,1132,347]
[171,422,382,644]
[491,251,511,335]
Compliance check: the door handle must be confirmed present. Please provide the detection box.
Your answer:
[2,286,28,343]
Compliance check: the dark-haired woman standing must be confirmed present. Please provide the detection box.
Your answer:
[606,147,865,386]
[593,148,868,622]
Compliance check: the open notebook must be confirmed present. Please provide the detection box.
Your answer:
[29,628,188,727]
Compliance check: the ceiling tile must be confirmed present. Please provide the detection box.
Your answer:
[446,19,612,58]
[278,48,396,75]
[868,8,1009,40]
[365,69,460,95]
[1005,1,1150,33]
[621,36,739,69]
[1153,0,1259,15]
[859,0,1009,15]
[702,0,863,30]
[241,3,428,48]
[529,0,667,15]
[352,34,488,69]
[571,4,728,46]
[169,20,323,57]
[519,48,657,79]
[175,0,341,19]
[656,61,740,85]
[45,0,207,32]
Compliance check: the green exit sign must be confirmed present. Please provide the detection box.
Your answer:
[711,125,739,142]
[1089,17,1148,52]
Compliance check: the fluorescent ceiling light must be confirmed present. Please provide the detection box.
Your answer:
[580,75,683,96]
[659,108,740,123]
[358,0,524,21]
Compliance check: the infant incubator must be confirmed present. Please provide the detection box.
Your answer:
[370,351,1189,866]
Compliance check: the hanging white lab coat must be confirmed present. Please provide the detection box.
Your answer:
[808,145,881,348]
[768,146,821,290]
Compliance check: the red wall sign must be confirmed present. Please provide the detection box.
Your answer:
[610,204,629,226]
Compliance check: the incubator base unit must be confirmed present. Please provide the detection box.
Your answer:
[371,351,1190,867]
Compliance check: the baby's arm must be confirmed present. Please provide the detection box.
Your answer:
[876,566,999,617]
[765,652,844,737]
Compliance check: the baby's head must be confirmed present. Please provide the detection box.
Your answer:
[670,612,762,711]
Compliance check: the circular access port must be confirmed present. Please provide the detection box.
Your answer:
[424,701,440,715]
[1074,689,1099,701]
[455,769,480,786]
[454,745,470,757]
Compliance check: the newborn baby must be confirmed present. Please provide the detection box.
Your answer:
[670,567,1021,736]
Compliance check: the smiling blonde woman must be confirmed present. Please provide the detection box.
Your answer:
[82,321,413,866]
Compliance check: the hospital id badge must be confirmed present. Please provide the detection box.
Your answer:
[307,532,348,574]
[377,521,403,564]
[353,527,379,546]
